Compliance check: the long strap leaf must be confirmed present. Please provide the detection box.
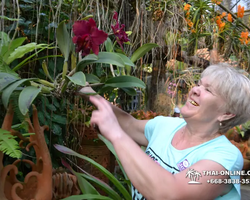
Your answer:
[62,194,113,200]
[55,144,131,200]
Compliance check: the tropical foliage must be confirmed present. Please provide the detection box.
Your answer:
[0,129,22,159]
[55,134,131,200]
[0,0,250,199]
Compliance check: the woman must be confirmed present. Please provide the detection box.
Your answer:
[79,63,250,200]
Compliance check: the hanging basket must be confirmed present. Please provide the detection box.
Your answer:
[75,123,114,186]
[77,144,111,184]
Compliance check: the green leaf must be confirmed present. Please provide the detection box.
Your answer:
[121,87,137,96]
[6,43,48,65]
[12,45,55,72]
[62,61,68,79]
[105,76,145,89]
[80,173,121,199]
[51,114,67,125]
[198,33,211,37]
[62,194,113,200]
[52,97,60,108]
[77,175,99,195]
[47,104,57,111]
[85,74,100,83]
[77,52,125,71]
[22,0,35,3]
[56,21,72,61]
[130,43,159,63]
[0,32,10,46]
[2,78,37,109]
[0,66,17,76]
[0,129,22,159]
[117,53,135,67]
[104,37,114,52]
[66,71,86,87]
[0,62,19,77]
[0,73,20,91]
[55,145,131,200]
[2,37,26,61]
[95,52,125,67]
[99,86,115,94]
[81,15,94,20]
[18,86,41,115]
[77,54,98,71]
[51,123,62,136]
[98,134,130,187]
[192,8,200,25]
[61,160,99,195]
[62,159,121,199]
[77,175,98,194]
[38,111,47,125]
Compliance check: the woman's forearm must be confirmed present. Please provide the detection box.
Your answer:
[111,131,175,200]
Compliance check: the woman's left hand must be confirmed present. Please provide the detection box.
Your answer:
[89,96,124,142]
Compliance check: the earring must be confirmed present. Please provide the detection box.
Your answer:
[219,122,222,127]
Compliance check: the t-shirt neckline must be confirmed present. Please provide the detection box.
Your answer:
[170,121,225,152]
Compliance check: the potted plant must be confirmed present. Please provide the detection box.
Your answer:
[225,121,250,171]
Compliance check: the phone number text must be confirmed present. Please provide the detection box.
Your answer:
[207,179,250,184]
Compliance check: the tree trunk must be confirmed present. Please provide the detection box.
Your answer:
[149,59,167,111]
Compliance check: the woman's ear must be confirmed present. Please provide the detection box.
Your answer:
[218,113,236,122]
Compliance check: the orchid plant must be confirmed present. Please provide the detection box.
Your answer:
[0,12,158,116]
[183,0,250,62]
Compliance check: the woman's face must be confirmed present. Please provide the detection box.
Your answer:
[181,76,226,123]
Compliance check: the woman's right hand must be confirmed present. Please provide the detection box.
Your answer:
[77,82,98,101]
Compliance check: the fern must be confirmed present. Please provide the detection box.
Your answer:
[0,129,22,159]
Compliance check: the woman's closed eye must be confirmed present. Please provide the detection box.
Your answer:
[205,88,211,93]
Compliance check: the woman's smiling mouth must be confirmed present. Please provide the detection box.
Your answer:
[189,100,199,106]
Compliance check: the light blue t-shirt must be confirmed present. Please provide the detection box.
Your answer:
[131,116,243,200]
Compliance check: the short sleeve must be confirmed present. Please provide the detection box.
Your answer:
[144,116,185,142]
[202,141,243,198]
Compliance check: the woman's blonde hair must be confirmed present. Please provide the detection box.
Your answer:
[201,63,250,133]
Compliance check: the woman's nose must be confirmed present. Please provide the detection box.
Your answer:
[191,85,200,96]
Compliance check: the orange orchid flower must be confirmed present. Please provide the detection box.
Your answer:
[219,22,225,31]
[239,31,249,45]
[191,29,196,33]
[227,13,233,22]
[188,21,193,28]
[237,5,245,18]
[216,16,225,31]
[211,0,222,5]
[185,18,193,29]
[221,12,226,17]
[184,4,191,11]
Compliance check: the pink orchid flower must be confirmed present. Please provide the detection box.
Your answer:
[72,18,108,56]
[111,12,130,50]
